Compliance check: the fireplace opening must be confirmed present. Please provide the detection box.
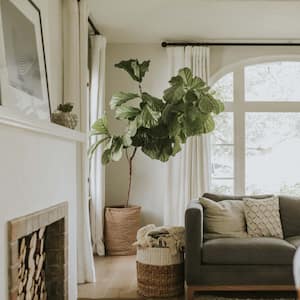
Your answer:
[8,203,68,300]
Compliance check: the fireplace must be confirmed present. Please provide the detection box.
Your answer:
[8,202,68,300]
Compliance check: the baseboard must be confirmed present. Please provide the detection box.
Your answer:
[186,285,296,300]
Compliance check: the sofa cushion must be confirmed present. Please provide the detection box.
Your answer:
[203,193,273,202]
[199,197,247,239]
[202,237,295,265]
[286,236,300,248]
[279,195,300,237]
[243,196,283,239]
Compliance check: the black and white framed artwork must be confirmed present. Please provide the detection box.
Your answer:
[0,0,51,120]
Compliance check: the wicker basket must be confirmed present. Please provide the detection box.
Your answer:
[104,206,141,256]
[136,248,184,297]
[51,111,78,129]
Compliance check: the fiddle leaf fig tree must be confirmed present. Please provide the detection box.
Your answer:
[89,59,224,207]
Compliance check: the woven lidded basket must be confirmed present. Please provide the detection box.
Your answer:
[104,206,141,256]
[136,248,184,297]
[51,111,78,129]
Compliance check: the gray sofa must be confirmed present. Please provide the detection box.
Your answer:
[185,193,300,299]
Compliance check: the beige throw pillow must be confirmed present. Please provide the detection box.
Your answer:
[199,197,248,238]
[243,196,283,239]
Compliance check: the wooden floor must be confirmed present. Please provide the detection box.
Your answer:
[77,255,297,300]
[77,255,184,299]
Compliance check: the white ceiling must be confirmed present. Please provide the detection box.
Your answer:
[88,0,300,44]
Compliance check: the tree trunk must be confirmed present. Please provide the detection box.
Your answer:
[126,147,137,207]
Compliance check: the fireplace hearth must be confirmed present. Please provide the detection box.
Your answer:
[8,202,68,300]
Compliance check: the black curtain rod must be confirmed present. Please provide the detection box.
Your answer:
[77,0,101,35]
[161,41,300,47]
[88,17,100,35]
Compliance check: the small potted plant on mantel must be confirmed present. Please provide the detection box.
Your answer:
[89,59,224,255]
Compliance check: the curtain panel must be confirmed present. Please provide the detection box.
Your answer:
[164,46,211,226]
[63,0,96,284]
[89,35,107,256]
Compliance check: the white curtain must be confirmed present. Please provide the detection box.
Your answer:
[89,35,107,256]
[63,0,96,283]
[164,46,211,226]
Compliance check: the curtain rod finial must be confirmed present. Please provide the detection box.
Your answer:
[161,41,167,47]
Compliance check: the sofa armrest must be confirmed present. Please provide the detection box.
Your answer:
[185,199,204,284]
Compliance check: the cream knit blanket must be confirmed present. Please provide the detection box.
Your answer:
[133,224,185,255]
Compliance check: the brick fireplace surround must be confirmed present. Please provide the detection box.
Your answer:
[8,202,68,300]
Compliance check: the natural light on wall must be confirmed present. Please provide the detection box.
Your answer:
[210,60,300,195]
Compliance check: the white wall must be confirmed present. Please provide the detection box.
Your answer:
[105,43,300,226]
[0,1,79,299]
[106,44,168,226]
[210,45,300,77]
[0,126,78,300]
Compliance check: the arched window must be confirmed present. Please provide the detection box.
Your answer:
[210,60,300,195]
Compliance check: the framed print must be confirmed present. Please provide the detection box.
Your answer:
[0,0,51,121]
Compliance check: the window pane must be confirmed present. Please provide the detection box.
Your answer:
[212,145,234,178]
[246,113,300,195]
[211,112,234,144]
[245,61,300,101]
[212,72,233,102]
[211,179,234,194]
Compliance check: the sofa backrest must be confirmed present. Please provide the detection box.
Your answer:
[279,195,300,238]
[202,193,300,238]
[202,193,273,202]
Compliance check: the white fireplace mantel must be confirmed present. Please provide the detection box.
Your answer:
[0,107,86,143]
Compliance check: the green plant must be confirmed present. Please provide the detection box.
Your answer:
[89,59,224,207]
[57,102,74,113]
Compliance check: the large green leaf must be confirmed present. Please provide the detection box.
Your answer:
[88,136,110,158]
[141,92,164,111]
[212,99,225,115]
[199,96,214,113]
[137,105,160,128]
[191,76,205,89]
[185,89,198,104]
[110,92,139,110]
[115,105,141,120]
[169,75,184,87]
[111,137,123,161]
[172,136,182,156]
[102,149,111,164]
[139,60,150,81]
[203,115,215,133]
[91,115,109,135]
[115,59,150,82]
[163,85,185,103]
[142,141,173,162]
[178,68,193,86]
[122,121,137,147]
[115,60,139,81]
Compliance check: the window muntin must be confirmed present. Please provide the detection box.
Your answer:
[245,61,300,102]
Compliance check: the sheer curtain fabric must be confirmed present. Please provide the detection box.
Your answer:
[89,35,107,256]
[164,46,211,226]
[63,0,96,283]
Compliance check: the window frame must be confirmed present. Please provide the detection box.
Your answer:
[210,55,300,195]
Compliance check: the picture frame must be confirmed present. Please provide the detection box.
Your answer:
[0,0,51,121]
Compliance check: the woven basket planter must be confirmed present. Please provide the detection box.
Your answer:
[104,206,141,256]
[51,111,78,129]
[136,248,184,297]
